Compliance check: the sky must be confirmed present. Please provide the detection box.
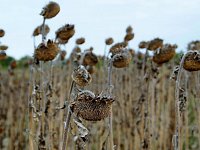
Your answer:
[0,0,200,59]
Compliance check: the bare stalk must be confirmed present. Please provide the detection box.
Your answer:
[174,50,196,150]
[62,81,75,150]
[27,66,34,150]
[42,18,46,43]
[107,59,114,150]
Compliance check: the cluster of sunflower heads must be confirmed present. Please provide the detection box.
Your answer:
[0,29,8,60]
[33,24,50,37]
[109,42,128,56]
[70,90,115,121]
[75,47,98,74]
[40,1,60,19]
[124,26,134,42]
[56,24,75,44]
[187,40,200,51]
[183,51,200,71]
[152,43,177,65]
[109,42,132,68]
[72,65,92,87]
[34,39,59,61]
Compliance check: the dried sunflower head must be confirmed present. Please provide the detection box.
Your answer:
[139,41,148,49]
[0,45,8,51]
[76,37,85,45]
[183,51,200,71]
[187,41,200,51]
[112,49,132,68]
[152,44,177,64]
[0,51,7,60]
[40,1,60,19]
[72,65,92,87]
[105,37,114,45]
[56,24,75,44]
[33,24,50,36]
[147,38,163,51]
[10,61,17,69]
[71,90,114,121]
[109,42,128,56]
[86,65,96,74]
[34,39,59,61]
[126,25,133,34]
[0,29,5,37]
[124,33,134,42]
[82,50,98,66]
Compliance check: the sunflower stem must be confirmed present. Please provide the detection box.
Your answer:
[62,81,75,150]
[42,18,46,43]
[107,59,114,150]
[174,50,196,150]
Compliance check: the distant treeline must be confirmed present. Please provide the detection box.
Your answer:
[0,56,32,68]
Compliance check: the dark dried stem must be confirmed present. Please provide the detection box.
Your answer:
[142,49,150,150]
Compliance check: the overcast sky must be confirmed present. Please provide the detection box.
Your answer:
[0,0,200,59]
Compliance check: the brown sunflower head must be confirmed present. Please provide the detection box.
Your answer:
[126,25,133,34]
[86,65,96,74]
[0,29,5,38]
[72,65,92,87]
[147,38,163,51]
[34,39,59,61]
[152,44,177,64]
[183,51,200,71]
[71,90,114,121]
[82,50,98,66]
[124,33,134,42]
[187,41,200,51]
[40,1,60,19]
[0,51,7,60]
[112,49,132,68]
[10,61,17,69]
[0,45,8,51]
[76,37,85,45]
[105,37,114,45]
[139,41,148,49]
[109,42,128,56]
[56,24,75,44]
[33,24,50,36]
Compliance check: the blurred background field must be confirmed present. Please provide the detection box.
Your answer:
[0,54,200,150]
